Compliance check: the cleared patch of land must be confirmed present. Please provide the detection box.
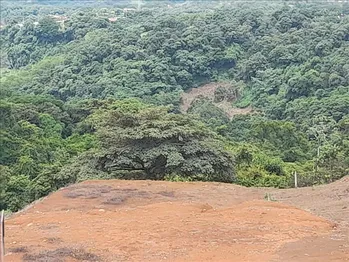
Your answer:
[5,177,349,262]
[180,82,252,119]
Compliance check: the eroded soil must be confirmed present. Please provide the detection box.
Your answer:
[4,177,349,262]
[180,82,252,118]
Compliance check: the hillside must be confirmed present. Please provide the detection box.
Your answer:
[5,177,349,261]
[0,1,349,213]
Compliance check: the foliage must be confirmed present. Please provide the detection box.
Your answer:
[87,100,235,182]
[1,1,349,211]
[236,168,290,188]
[0,95,97,210]
[187,98,229,128]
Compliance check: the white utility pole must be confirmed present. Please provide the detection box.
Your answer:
[0,210,4,262]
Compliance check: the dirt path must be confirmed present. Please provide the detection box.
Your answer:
[4,177,349,262]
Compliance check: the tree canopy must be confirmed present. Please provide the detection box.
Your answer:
[72,99,235,182]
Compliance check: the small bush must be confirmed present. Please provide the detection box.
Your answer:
[236,167,290,188]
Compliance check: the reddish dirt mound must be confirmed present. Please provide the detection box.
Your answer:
[5,178,349,262]
[268,176,349,262]
[180,82,252,118]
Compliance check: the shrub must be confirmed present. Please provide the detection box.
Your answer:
[236,166,290,188]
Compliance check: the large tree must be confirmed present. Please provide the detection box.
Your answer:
[88,99,235,182]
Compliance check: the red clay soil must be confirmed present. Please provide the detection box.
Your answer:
[4,177,349,262]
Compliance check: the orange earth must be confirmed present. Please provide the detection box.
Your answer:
[4,177,349,262]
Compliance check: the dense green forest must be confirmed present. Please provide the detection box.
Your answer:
[1,0,349,211]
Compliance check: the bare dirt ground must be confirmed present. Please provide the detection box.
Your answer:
[4,176,349,262]
[180,82,252,119]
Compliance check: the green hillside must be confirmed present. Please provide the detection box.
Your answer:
[1,1,348,211]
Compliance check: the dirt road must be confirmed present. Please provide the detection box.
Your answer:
[4,177,349,261]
